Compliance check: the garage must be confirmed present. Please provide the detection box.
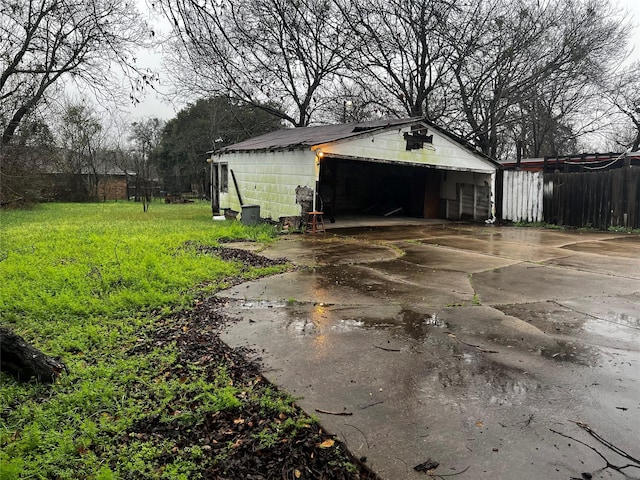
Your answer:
[210,118,500,225]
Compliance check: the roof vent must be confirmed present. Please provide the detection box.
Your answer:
[404,130,433,151]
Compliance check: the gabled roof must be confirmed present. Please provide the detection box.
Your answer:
[219,118,419,152]
[218,116,501,168]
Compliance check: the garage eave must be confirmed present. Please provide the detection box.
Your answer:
[319,152,496,174]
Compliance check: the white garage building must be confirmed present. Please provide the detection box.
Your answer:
[209,118,500,225]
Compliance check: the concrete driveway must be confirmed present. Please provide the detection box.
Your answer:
[218,223,640,479]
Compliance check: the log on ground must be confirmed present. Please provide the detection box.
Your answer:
[0,326,67,383]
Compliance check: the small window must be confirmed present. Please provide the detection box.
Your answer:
[220,163,229,193]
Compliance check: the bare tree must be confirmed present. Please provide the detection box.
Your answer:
[446,0,629,159]
[157,0,358,126]
[602,62,640,151]
[0,0,154,147]
[127,118,164,211]
[0,114,57,205]
[58,103,106,199]
[156,0,631,160]
[341,0,456,119]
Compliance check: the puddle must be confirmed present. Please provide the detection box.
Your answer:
[239,300,287,309]
[330,224,465,241]
[313,263,472,308]
[497,301,640,348]
[416,352,548,408]
[281,303,452,341]
[538,339,599,366]
[284,318,317,336]
[561,238,640,258]
[482,331,599,367]
[330,319,366,332]
[594,311,639,329]
[304,240,399,265]
[583,315,640,343]
[395,309,450,340]
[422,312,447,327]
[496,302,586,335]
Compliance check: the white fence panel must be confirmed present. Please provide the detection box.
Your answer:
[502,171,544,222]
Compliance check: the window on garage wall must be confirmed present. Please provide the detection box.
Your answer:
[220,163,228,192]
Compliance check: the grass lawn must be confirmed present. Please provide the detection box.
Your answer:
[0,202,365,479]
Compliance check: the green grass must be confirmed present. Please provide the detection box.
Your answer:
[0,201,286,479]
[512,220,565,229]
[607,225,640,234]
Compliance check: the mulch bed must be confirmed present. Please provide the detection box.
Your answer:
[126,246,381,479]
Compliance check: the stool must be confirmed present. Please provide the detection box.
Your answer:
[305,211,325,234]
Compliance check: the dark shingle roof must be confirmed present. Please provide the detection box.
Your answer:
[220,118,418,152]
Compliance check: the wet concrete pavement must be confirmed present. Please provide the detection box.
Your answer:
[218,223,640,479]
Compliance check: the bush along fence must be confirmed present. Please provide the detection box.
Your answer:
[501,164,640,229]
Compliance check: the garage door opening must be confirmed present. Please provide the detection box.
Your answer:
[318,157,492,221]
[319,157,440,219]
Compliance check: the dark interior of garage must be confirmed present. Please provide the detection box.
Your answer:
[319,157,442,219]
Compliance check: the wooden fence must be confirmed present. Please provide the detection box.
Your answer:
[543,166,639,229]
[501,166,640,229]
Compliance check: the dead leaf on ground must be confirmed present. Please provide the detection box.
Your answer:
[318,439,335,448]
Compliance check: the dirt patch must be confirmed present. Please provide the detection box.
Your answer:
[211,245,289,269]
[125,246,380,479]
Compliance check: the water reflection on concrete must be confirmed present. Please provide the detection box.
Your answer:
[497,296,640,351]
[219,224,640,479]
[415,353,546,409]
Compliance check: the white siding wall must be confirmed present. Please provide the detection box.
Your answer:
[216,149,316,220]
[502,170,544,222]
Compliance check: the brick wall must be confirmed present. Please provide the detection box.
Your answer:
[97,176,128,201]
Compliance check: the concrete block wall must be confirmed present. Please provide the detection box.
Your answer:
[216,149,316,220]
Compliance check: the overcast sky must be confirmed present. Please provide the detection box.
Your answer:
[618,0,640,60]
[125,0,640,122]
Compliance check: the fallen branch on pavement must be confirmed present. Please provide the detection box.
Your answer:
[344,423,369,448]
[315,408,353,416]
[373,345,401,352]
[550,425,640,475]
[429,465,471,478]
[571,421,640,466]
[446,333,498,354]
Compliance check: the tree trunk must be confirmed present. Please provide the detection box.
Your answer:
[0,327,67,383]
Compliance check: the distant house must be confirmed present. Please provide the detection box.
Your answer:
[38,164,131,202]
[209,118,501,225]
[93,168,130,201]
